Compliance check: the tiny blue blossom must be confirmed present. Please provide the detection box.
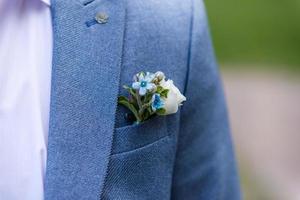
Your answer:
[132,72,156,96]
[151,93,165,111]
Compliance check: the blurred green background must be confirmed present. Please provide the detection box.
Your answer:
[205,0,300,72]
[205,1,300,199]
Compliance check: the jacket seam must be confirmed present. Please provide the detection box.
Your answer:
[170,0,195,197]
[183,0,195,96]
[99,4,128,200]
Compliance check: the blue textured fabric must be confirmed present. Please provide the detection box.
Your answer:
[45,0,241,199]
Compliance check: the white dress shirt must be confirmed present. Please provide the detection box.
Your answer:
[0,0,52,199]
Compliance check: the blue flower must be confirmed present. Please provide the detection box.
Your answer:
[132,72,156,96]
[151,93,165,111]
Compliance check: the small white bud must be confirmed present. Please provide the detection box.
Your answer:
[155,71,165,82]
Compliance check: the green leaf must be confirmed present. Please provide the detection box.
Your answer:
[118,96,141,122]
[156,108,166,115]
[160,89,169,98]
[140,71,145,76]
[156,86,163,93]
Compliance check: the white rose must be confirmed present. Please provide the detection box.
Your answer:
[160,79,186,115]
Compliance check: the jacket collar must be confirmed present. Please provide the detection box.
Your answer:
[45,0,126,199]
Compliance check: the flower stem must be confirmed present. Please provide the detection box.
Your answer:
[135,92,143,120]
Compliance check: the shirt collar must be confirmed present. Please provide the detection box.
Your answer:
[40,0,51,6]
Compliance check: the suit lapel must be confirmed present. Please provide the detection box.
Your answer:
[45,0,126,199]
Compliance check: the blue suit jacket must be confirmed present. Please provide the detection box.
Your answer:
[45,0,241,199]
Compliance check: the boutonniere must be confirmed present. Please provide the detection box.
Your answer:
[118,71,186,124]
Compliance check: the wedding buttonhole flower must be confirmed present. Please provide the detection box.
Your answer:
[118,70,186,123]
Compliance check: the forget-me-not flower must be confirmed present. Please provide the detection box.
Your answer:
[132,72,156,96]
[151,93,165,111]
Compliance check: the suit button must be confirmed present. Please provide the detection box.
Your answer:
[95,12,109,24]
